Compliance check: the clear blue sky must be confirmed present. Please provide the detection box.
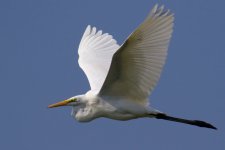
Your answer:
[1,0,224,149]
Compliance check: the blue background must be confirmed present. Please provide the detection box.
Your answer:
[1,0,224,149]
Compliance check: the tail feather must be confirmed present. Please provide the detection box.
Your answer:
[154,113,217,130]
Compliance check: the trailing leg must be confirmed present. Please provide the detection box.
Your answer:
[154,113,217,130]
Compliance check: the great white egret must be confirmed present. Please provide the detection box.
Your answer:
[48,4,216,130]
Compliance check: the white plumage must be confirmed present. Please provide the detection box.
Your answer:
[49,4,217,130]
[78,26,119,92]
[99,5,173,106]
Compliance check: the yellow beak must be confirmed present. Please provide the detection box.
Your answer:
[48,100,70,108]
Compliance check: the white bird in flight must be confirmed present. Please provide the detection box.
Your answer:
[48,5,216,130]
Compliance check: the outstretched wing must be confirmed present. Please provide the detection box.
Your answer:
[78,25,120,92]
[99,5,174,106]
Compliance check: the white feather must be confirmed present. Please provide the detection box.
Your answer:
[99,5,174,106]
[78,25,120,92]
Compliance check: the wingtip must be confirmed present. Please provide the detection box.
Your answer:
[149,4,173,18]
[152,4,158,13]
[91,26,97,35]
[159,5,164,11]
[86,25,91,30]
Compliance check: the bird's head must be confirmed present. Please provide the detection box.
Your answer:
[48,96,83,108]
[48,95,95,122]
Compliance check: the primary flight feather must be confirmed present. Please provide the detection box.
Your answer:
[48,4,216,130]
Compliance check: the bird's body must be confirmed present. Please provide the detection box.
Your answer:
[49,4,216,130]
[71,91,159,122]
